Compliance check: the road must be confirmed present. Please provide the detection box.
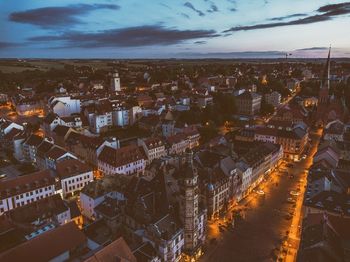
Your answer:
[201,129,322,262]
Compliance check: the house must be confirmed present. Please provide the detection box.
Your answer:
[80,175,129,220]
[264,91,281,107]
[49,96,81,117]
[138,137,167,164]
[236,91,262,116]
[6,194,72,227]
[166,133,189,155]
[205,167,230,219]
[84,237,137,262]
[67,133,119,166]
[56,159,94,198]
[98,145,146,176]
[136,214,184,262]
[0,120,24,138]
[0,222,87,262]
[0,170,55,214]
[51,125,76,147]
[45,145,77,170]
[22,134,44,163]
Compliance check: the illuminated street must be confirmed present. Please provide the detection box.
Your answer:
[201,129,322,262]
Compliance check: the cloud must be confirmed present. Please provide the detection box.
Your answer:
[296,47,329,51]
[194,40,207,44]
[224,2,350,32]
[184,2,205,16]
[175,50,286,58]
[29,25,219,48]
[9,4,120,28]
[180,12,190,19]
[207,2,219,13]
[268,13,306,21]
[0,42,18,49]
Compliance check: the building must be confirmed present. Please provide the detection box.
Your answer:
[84,237,137,262]
[80,176,129,220]
[166,133,190,155]
[49,96,81,117]
[206,167,230,219]
[254,126,308,161]
[264,91,281,107]
[138,137,167,164]
[241,143,283,192]
[6,194,72,227]
[0,170,55,214]
[56,159,94,198]
[0,222,87,262]
[112,107,129,127]
[314,48,349,127]
[236,91,262,116]
[178,150,206,259]
[45,145,77,170]
[137,214,184,262]
[22,134,44,163]
[110,71,121,92]
[98,145,146,176]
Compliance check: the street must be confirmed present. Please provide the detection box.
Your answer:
[201,129,322,262]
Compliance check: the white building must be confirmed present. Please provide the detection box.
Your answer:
[56,159,94,198]
[0,170,56,214]
[91,111,113,134]
[98,145,146,176]
[112,108,129,127]
[138,137,167,164]
[49,96,81,117]
[0,120,24,138]
[110,71,121,92]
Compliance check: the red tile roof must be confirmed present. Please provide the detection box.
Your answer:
[0,222,86,262]
[0,170,54,200]
[98,145,145,167]
[56,159,92,179]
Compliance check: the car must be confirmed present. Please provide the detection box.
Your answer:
[290,190,300,196]
[0,174,7,179]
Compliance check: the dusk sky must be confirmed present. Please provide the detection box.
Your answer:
[1,0,350,58]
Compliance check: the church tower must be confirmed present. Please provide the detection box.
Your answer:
[318,47,331,104]
[179,149,200,254]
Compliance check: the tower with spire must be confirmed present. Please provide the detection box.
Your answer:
[315,47,349,126]
[178,149,205,259]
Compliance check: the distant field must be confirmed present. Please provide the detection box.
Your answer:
[0,65,39,73]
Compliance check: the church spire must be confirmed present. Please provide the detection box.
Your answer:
[322,46,331,90]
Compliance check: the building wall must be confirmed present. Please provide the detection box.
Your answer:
[0,185,55,214]
[61,171,93,198]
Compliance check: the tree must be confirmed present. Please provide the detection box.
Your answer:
[260,101,275,116]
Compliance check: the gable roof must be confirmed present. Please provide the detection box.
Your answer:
[0,222,86,262]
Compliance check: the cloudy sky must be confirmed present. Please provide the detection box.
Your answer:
[0,0,349,58]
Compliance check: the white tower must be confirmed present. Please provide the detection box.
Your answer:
[110,71,121,92]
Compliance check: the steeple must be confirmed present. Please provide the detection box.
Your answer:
[319,47,331,104]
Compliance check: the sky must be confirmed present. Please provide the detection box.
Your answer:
[0,0,350,58]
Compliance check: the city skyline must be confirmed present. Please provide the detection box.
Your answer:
[1,0,350,58]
